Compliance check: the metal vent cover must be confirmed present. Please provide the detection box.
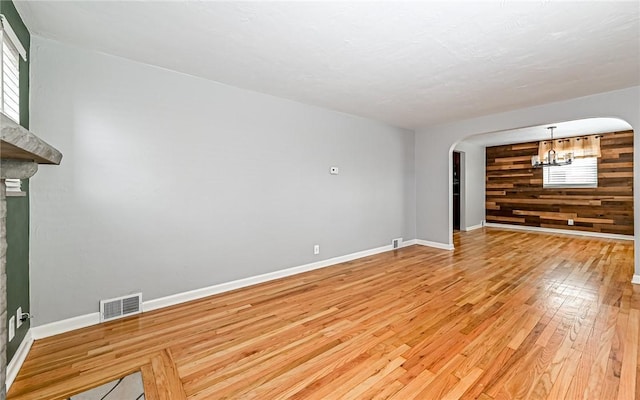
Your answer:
[100,293,142,322]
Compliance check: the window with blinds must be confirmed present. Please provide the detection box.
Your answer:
[543,157,598,188]
[1,26,20,123]
[1,19,25,195]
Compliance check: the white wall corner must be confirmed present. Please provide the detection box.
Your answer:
[401,239,417,247]
[632,275,640,285]
[463,223,484,232]
[6,329,34,392]
[416,239,454,251]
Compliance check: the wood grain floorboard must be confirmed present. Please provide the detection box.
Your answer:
[7,228,639,399]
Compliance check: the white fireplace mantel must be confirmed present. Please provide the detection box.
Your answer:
[1,111,62,396]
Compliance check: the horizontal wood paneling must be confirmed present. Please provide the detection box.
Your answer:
[485,130,634,235]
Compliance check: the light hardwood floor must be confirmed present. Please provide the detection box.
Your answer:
[8,228,639,399]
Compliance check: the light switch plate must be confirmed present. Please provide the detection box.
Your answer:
[16,306,22,328]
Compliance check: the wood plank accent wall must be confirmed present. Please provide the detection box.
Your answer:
[485,130,634,235]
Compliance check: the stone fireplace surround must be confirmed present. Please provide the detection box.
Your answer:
[0,112,62,399]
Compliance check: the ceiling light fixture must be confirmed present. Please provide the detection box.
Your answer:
[531,126,573,168]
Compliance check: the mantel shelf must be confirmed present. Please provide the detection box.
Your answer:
[1,112,62,165]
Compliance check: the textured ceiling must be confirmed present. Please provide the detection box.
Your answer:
[15,1,640,129]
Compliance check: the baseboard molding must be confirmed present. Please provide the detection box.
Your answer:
[31,312,99,340]
[632,275,640,285]
[416,239,454,251]
[6,329,34,391]
[401,239,417,247]
[463,223,484,232]
[31,240,417,340]
[484,223,634,241]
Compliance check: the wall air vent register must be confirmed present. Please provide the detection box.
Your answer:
[99,293,142,322]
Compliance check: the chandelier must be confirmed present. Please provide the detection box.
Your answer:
[531,126,573,168]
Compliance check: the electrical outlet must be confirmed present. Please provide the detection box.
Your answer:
[8,316,15,341]
[314,244,320,255]
[568,219,574,226]
[16,306,22,328]
[392,238,403,249]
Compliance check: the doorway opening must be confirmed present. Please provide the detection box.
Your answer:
[453,151,461,231]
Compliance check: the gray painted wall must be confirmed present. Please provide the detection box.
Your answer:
[28,37,416,325]
[453,142,485,230]
[25,35,640,326]
[415,86,639,275]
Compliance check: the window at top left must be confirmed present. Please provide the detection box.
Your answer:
[0,16,24,123]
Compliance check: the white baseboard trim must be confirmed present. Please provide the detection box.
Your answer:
[632,275,640,285]
[31,312,99,340]
[6,329,34,391]
[484,223,634,241]
[401,239,417,247]
[143,241,416,312]
[416,239,454,251]
[31,240,418,340]
[463,223,484,232]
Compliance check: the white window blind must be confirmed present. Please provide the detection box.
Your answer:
[1,27,20,123]
[1,19,25,195]
[543,157,598,188]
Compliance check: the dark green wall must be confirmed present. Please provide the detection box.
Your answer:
[1,0,31,362]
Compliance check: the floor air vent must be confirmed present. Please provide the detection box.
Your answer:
[100,293,142,322]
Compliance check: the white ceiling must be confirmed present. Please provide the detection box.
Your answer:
[14,1,640,129]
